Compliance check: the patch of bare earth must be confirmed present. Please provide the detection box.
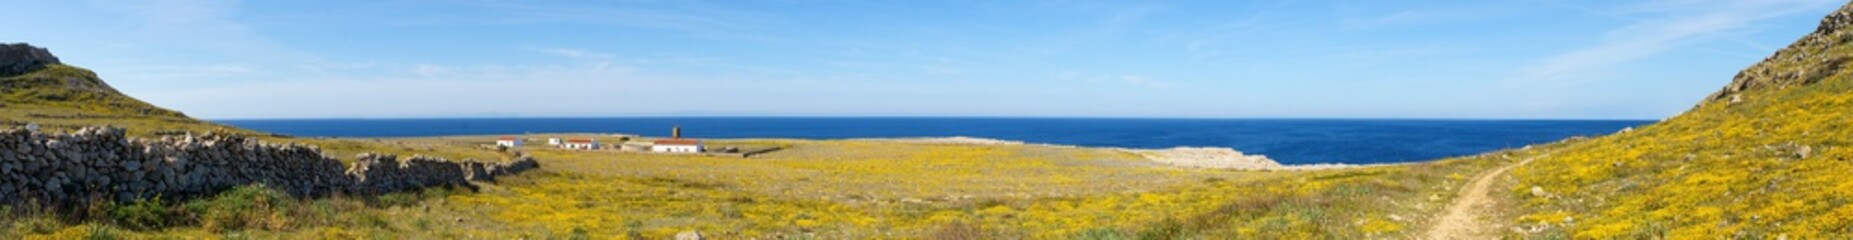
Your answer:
[1425,153,1545,239]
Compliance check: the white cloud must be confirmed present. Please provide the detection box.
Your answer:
[525,46,616,60]
[1120,75,1169,88]
[1509,0,1835,87]
[85,0,315,63]
[412,64,449,77]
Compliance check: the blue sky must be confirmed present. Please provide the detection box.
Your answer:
[2,0,1841,119]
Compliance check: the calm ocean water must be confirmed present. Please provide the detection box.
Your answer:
[214,118,1650,165]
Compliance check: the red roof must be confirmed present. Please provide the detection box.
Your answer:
[498,136,516,140]
[654,139,701,145]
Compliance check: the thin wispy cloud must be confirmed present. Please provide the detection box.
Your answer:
[85,0,312,63]
[412,64,449,77]
[1119,75,1170,89]
[1509,0,1835,87]
[523,46,616,60]
[9,0,1842,119]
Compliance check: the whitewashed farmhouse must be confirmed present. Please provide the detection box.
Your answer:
[652,139,704,153]
[561,138,598,150]
[651,125,705,153]
[495,136,522,147]
[547,138,562,146]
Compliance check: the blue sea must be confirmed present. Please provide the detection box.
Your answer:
[214,118,1651,165]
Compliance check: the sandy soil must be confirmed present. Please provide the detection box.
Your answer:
[1425,153,1545,239]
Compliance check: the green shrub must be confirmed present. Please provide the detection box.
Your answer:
[108,197,168,230]
[182,184,296,232]
[84,225,120,240]
[374,193,421,208]
[1073,228,1130,240]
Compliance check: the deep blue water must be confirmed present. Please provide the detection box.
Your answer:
[214,118,1651,165]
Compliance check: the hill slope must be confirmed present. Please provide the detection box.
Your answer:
[0,43,507,162]
[2,43,219,135]
[1509,2,1853,238]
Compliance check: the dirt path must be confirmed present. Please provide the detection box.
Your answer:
[1424,154,1545,239]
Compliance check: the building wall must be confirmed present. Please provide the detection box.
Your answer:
[652,145,702,153]
[562,142,597,150]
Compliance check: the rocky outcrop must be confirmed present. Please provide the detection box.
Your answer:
[1129,147,1284,170]
[0,43,60,77]
[1703,3,1853,106]
[0,126,539,207]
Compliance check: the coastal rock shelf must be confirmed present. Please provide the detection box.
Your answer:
[1130,147,1284,170]
[0,126,538,207]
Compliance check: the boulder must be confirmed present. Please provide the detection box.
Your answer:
[675,231,704,240]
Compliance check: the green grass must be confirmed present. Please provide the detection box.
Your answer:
[0,60,1575,238]
[2,63,528,238]
[1506,8,1853,238]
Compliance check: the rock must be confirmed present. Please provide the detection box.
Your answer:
[675,231,704,240]
[1530,186,1552,198]
[0,125,542,206]
[1797,145,1813,159]
[123,160,142,172]
[0,43,60,76]
[1132,147,1282,170]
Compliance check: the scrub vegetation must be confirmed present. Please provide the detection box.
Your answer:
[3,65,1517,238]
[1506,4,1853,237]
[1508,58,1853,238]
[11,2,1853,237]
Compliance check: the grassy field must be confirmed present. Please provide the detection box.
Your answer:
[4,63,1534,238]
[2,130,1534,239]
[434,137,1546,239]
[1503,10,1853,238]
[1506,71,1853,238]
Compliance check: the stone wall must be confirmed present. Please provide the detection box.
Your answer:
[0,43,60,76]
[0,126,539,207]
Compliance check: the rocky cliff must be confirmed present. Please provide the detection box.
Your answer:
[2,43,182,119]
[1507,1,1853,237]
[2,42,544,207]
[0,43,60,77]
[1702,3,1853,106]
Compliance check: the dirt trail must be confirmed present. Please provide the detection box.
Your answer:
[1424,154,1545,239]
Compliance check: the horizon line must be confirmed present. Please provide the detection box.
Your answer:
[207,115,1662,122]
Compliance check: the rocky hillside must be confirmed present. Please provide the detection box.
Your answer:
[0,43,62,76]
[2,43,187,120]
[1508,1,1853,238]
[2,43,536,208]
[1704,3,1853,106]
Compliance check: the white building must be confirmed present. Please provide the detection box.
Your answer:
[620,142,653,152]
[547,138,562,146]
[651,139,704,153]
[561,138,598,150]
[495,136,522,147]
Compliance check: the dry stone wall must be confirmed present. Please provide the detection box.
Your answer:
[0,126,538,207]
